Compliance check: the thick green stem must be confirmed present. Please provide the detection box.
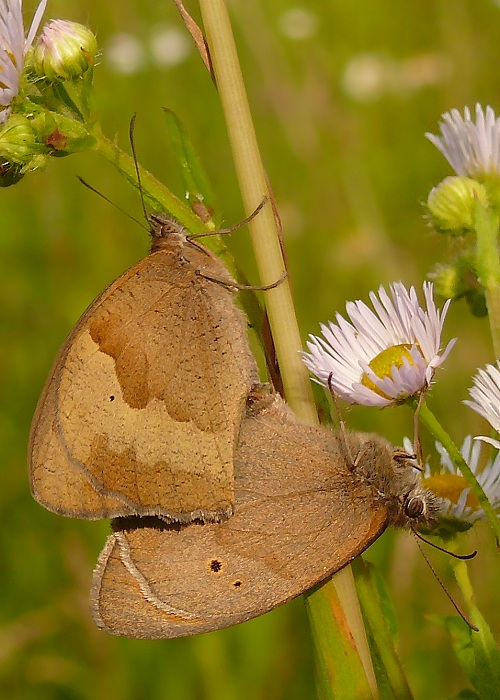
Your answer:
[198,1,379,697]
[418,401,500,540]
[474,202,500,357]
[197,0,315,420]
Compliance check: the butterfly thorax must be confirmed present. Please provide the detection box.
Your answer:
[149,214,188,254]
[349,434,442,530]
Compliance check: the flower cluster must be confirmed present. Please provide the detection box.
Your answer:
[0,1,98,184]
[303,278,500,527]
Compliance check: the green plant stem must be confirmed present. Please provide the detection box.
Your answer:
[92,128,206,232]
[474,201,500,357]
[418,400,500,540]
[198,1,379,697]
[198,0,315,419]
[305,568,382,700]
[452,558,479,628]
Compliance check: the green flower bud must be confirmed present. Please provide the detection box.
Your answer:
[32,20,97,81]
[429,254,487,317]
[429,263,463,301]
[0,115,40,164]
[0,115,50,186]
[427,176,488,236]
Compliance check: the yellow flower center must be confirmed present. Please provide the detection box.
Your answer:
[423,474,480,510]
[361,343,416,397]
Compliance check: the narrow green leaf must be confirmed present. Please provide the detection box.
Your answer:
[432,614,500,699]
[353,558,414,700]
[468,608,500,700]
[162,107,217,224]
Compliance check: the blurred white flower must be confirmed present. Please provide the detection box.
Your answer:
[150,24,190,67]
[342,52,450,102]
[464,362,500,449]
[105,32,145,74]
[302,281,455,407]
[426,103,500,177]
[278,8,318,41]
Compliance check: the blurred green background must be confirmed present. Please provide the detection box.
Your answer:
[2,0,500,698]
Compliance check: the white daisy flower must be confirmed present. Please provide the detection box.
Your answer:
[0,0,47,123]
[302,281,455,407]
[419,436,500,522]
[426,103,500,178]
[464,362,500,449]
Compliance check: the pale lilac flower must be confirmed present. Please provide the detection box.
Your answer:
[464,362,500,449]
[0,0,47,122]
[426,104,500,177]
[302,281,455,407]
[418,436,500,522]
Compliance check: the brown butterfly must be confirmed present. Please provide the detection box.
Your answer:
[29,216,259,523]
[91,392,440,639]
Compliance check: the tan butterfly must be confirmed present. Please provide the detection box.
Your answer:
[91,392,440,638]
[29,216,259,523]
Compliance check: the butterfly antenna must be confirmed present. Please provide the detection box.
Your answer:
[188,196,268,240]
[76,176,148,232]
[128,114,149,225]
[413,533,479,631]
[412,528,477,560]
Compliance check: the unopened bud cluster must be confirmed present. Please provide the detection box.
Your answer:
[0,16,98,185]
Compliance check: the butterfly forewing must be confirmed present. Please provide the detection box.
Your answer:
[29,237,259,522]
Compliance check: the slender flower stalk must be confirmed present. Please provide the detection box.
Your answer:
[0,0,47,122]
[303,281,455,406]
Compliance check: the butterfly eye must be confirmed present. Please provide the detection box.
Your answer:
[404,496,425,520]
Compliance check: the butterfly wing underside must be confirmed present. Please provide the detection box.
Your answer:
[90,397,391,638]
[29,245,258,522]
